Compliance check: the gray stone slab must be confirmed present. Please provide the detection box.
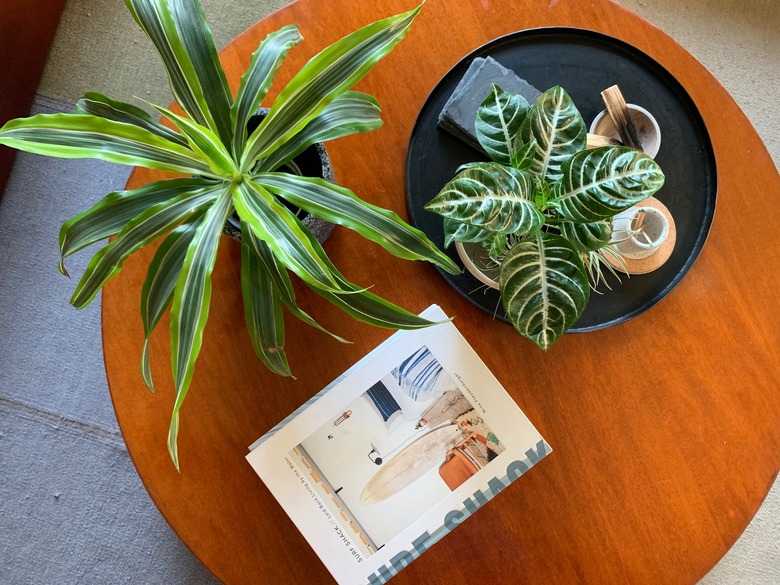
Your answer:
[437,56,541,154]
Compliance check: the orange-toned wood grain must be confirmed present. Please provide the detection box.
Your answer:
[102,0,780,583]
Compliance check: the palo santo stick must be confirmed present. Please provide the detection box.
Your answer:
[631,211,654,245]
[631,210,646,231]
[601,85,642,150]
[586,133,623,148]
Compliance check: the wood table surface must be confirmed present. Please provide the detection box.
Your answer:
[102,0,780,583]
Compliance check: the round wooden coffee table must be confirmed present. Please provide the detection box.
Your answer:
[103,0,780,583]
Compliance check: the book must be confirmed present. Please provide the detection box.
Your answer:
[246,305,551,584]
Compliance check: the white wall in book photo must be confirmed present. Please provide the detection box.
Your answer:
[293,345,506,553]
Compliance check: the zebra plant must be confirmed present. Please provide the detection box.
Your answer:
[0,0,459,469]
[425,85,665,350]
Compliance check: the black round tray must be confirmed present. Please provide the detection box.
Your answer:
[405,27,716,332]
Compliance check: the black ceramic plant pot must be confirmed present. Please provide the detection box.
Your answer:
[223,109,337,243]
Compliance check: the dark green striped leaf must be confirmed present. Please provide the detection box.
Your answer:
[169,0,233,144]
[554,146,665,221]
[240,221,292,377]
[511,138,536,171]
[125,0,233,144]
[475,84,529,164]
[244,229,348,343]
[256,91,382,173]
[483,231,509,262]
[168,188,233,470]
[76,92,187,147]
[517,86,586,182]
[58,177,213,275]
[500,233,589,350]
[231,25,302,157]
[152,103,235,175]
[293,224,444,330]
[559,220,612,252]
[257,173,460,274]
[70,186,219,309]
[240,5,421,171]
[231,180,345,292]
[313,285,441,330]
[442,217,493,248]
[140,218,203,392]
[424,162,544,236]
[0,113,213,175]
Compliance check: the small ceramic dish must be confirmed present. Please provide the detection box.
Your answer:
[455,241,500,290]
[590,104,661,158]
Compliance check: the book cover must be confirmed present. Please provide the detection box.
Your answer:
[246,305,551,584]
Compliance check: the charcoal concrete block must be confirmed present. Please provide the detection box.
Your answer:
[438,56,541,153]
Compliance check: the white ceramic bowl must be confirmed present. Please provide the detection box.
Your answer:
[590,104,661,158]
[455,241,500,290]
[611,204,670,259]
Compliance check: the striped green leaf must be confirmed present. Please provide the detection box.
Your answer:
[511,138,536,171]
[256,91,382,173]
[424,162,544,235]
[517,86,586,182]
[500,233,589,350]
[232,180,345,293]
[168,0,233,143]
[256,173,460,274]
[292,224,443,330]
[533,174,554,209]
[475,84,529,165]
[313,285,441,330]
[70,186,219,309]
[140,218,203,392]
[125,0,233,145]
[168,188,233,470]
[0,114,213,175]
[76,92,188,147]
[244,229,348,343]
[231,25,303,158]
[559,220,612,252]
[240,221,291,377]
[240,5,421,171]
[455,161,492,173]
[443,217,493,248]
[58,177,212,275]
[554,146,665,221]
[151,103,235,175]
[483,231,510,262]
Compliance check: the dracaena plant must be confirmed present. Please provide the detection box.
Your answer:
[425,85,665,350]
[0,0,459,469]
